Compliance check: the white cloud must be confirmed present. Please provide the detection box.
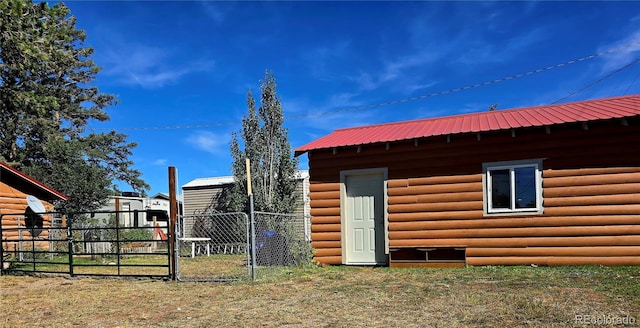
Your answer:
[325,92,362,109]
[284,91,378,137]
[98,40,215,89]
[349,71,378,91]
[301,40,352,81]
[380,51,441,84]
[456,26,545,66]
[598,29,640,72]
[283,88,365,116]
[457,38,527,66]
[153,159,168,166]
[346,51,441,93]
[404,81,439,95]
[358,24,544,95]
[199,1,227,24]
[186,131,229,156]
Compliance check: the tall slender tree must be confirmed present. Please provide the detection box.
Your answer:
[229,71,298,213]
[0,0,148,212]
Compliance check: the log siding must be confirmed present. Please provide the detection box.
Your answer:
[1,184,55,250]
[307,118,640,266]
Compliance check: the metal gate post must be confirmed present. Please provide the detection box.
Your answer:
[250,194,257,280]
[30,225,36,272]
[67,214,74,277]
[169,166,178,281]
[116,212,121,276]
[245,213,251,277]
[166,220,175,280]
[246,159,258,281]
[0,215,4,275]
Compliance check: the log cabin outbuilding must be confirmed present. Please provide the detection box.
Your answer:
[295,95,640,267]
[1,162,68,251]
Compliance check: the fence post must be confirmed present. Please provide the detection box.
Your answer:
[170,215,176,279]
[30,225,36,272]
[168,166,178,281]
[245,213,250,277]
[246,158,257,280]
[67,213,74,277]
[0,214,4,275]
[250,195,257,280]
[116,212,121,276]
[17,217,23,262]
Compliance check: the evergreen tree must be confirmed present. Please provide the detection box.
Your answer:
[0,0,148,212]
[229,71,298,213]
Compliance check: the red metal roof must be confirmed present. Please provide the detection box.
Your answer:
[295,94,640,155]
[0,162,68,201]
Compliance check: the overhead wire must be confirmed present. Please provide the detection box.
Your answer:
[94,40,640,131]
[551,56,640,104]
[623,66,640,95]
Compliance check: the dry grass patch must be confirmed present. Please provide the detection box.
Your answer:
[178,254,248,280]
[1,265,638,327]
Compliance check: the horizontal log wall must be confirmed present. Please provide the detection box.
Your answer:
[309,182,342,253]
[1,184,55,246]
[306,118,640,266]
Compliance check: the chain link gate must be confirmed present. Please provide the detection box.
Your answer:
[176,212,250,281]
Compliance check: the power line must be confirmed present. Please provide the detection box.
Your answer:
[96,40,640,131]
[552,56,640,104]
[623,66,640,95]
[93,121,239,131]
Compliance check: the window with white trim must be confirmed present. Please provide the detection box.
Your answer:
[483,159,543,215]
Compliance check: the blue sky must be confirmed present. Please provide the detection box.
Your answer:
[62,1,640,196]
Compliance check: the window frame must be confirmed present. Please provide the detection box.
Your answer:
[482,159,544,216]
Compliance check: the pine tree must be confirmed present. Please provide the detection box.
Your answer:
[0,0,148,212]
[229,71,298,213]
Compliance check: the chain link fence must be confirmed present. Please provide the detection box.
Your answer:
[176,211,312,281]
[252,212,312,279]
[176,212,250,281]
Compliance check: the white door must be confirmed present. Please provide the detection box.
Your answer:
[344,173,385,265]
